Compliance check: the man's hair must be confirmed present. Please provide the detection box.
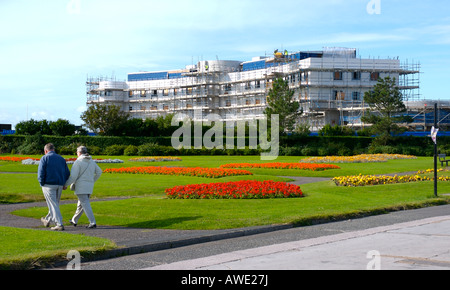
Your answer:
[44,143,55,151]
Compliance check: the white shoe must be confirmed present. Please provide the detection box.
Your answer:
[41,217,50,227]
[51,225,65,231]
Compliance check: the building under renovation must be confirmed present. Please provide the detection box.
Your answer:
[86,47,424,131]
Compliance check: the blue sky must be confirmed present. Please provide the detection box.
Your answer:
[1,0,449,129]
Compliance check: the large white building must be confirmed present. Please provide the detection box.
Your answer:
[86,48,420,130]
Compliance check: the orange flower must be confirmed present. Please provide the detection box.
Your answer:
[103,166,253,178]
[220,162,340,171]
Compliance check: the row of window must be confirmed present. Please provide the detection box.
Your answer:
[333,71,380,81]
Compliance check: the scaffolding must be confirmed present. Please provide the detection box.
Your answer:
[86,48,421,130]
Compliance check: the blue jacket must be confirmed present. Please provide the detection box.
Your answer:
[37,151,70,186]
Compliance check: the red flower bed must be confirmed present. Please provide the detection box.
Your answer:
[220,162,340,171]
[0,156,39,162]
[103,166,253,178]
[166,180,303,199]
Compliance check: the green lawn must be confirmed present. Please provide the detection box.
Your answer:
[1,154,450,268]
[0,226,116,270]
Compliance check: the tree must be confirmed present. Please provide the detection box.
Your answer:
[80,103,130,136]
[49,119,76,136]
[15,119,52,135]
[264,77,302,133]
[362,76,412,145]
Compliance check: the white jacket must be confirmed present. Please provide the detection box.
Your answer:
[65,155,102,195]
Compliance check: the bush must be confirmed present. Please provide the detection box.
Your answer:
[301,146,317,156]
[124,145,139,156]
[58,143,81,155]
[17,133,46,155]
[86,145,102,155]
[137,143,161,156]
[104,145,128,156]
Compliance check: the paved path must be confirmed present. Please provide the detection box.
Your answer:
[144,214,450,270]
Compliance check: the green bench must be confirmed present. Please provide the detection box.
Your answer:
[439,154,450,167]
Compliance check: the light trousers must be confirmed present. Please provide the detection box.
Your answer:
[72,194,96,225]
[42,185,64,227]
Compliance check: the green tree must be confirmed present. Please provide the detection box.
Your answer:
[264,78,302,133]
[49,119,76,136]
[80,103,130,136]
[15,119,52,135]
[362,76,412,145]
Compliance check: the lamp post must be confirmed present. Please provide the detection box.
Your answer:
[434,103,438,197]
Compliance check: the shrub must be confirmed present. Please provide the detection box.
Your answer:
[17,133,46,155]
[58,143,80,155]
[137,143,161,156]
[124,145,139,156]
[104,145,128,156]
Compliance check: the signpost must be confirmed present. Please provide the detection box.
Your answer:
[432,103,438,197]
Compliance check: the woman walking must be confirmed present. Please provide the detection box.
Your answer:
[65,146,102,228]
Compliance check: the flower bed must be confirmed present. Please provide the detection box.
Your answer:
[333,169,450,187]
[0,156,38,162]
[302,154,416,164]
[103,166,253,178]
[220,162,340,171]
[129,157,182,162]
[21,158,124,165]
[165,180,303,199]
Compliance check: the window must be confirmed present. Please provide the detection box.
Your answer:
[370,72,380,81]
[352,92,360,101]
[334,90,345,100]
[352,72,361,80]
[334,71,343,81]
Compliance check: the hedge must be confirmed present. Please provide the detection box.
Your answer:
[1,134,449,157]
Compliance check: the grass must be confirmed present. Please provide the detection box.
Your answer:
[1,154,450,268]
[0,226,116,270]
[14,180,450,230]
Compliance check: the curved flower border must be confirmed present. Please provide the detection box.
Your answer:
[129,157,182,162]
[302,154,417,164]
[333,169,450,187]
[220,162,340,171]
[103,166,253,178]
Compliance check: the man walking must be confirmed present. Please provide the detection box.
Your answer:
[37,143,70,231]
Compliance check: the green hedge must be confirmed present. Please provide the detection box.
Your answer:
[1,134,449,157]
